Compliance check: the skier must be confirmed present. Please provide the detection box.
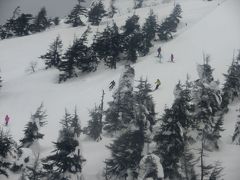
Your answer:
[109,80,115,90]
[157,47,162,57]
[5,115,10,126]
[170,53,174,62]
[155,79,161,90]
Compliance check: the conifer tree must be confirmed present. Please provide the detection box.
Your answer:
[232,114,240,145]
[0,7,34,39]
[85,106,103,141]
[85,91,104,141]
[92,23,122,69]
[139,10,157,56]
[43,110,85,180]
[193,59,223,149]
[71,109,82,138]
[0,128,13,177]
[154,108,184,179]
[209,161,224,180]
[122,15,142,62]
[88,0,106,25]
[222,51,240,108]
[138,154,164,180]
[12,13,33,36]
[40,35,63,69]
[58,27,98,82]
[33,7,49,32]
[66,0,87,27]
[20,104,47,148]
[157,4,182,41]
[198,130,214,180]
[104,65,135,133]
[180,134,198,180]
[58,42,78,82]
[172,81,195,130]
[135,78,156,129]
[105,130,144,179]
[0,7,20,39]
[24,154,45,180]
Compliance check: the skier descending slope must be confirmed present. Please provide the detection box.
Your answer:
[155,79,161,90]
[109,80,116,90]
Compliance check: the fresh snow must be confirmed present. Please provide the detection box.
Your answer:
[0,0,240,179]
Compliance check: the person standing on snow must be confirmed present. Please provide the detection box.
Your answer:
[155,79,161,90]
[170,53,174,62]
[5,115,10,126]
[157,47,162,57]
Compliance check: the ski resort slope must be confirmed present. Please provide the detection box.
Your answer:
[0,0,240,179]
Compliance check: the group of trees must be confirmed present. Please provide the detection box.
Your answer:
[66,0,107,27]
[2,50,240,179]
[0,6,58,40]
[0,105,85,180]
[40,4,182,83]
[98,53,240,179]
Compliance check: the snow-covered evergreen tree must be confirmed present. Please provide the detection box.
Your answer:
[43,110,85,180]
[198,131,214,180]
[65,0,87,27]
[193,60,223,149]
[154,108,184,179]
[122,15,142,62]
[0,128,14,177]
[140,10,157,56]
[88,0,106,25]
[135,78,156,130]
[208,161,224,180]
[157,4,182,41]
[138,154,164,180]
[20,103,47,148]
[33,7,49,32]
[58,27,98,82]
[40,35,63,69]
[24,154,45,180]
[85,106,103,141]
[232,114,240,145]
[179,134,198,180]
[172,81,195,130]
[105,130,144,179]
[71,109,82,138]
[92,22,122,69]
[0,7,33,39]
[222,51,240,108]
[12,13,33,36]
[104,65,135,133]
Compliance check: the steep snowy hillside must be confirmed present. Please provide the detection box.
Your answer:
[0,0,240,179]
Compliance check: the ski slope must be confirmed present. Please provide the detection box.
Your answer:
[0,0,240,179]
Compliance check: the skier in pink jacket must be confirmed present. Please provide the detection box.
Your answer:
[5,115,10,126]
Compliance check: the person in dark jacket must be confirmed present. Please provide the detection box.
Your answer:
[109,80,115,90]
[157,47,162,57]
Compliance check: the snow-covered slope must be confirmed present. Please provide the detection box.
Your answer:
[0,0,240,179]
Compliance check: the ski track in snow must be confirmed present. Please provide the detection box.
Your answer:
[0,0,240,179]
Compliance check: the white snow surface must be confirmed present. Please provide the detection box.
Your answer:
[0,0,240,179]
